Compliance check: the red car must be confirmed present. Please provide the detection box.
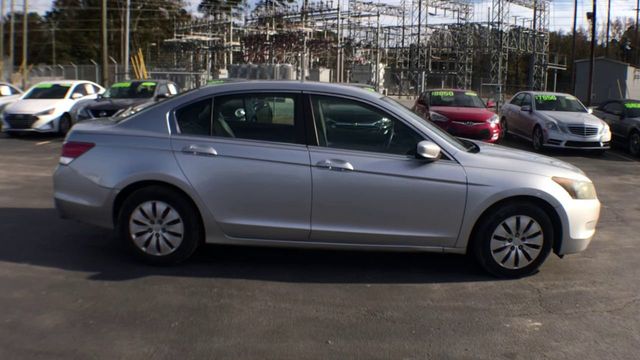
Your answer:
[413,89,501,143]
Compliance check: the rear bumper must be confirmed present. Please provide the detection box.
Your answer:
[53,164,115,229]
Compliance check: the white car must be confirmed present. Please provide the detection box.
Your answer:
[1,80,104,136]
[0,82,23,113]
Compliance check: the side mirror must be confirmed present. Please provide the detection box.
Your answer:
[416,140,441,161]
[521,105,532,112]
[486,100,496,108]
[155,93,170,100]
[97,93,103,99]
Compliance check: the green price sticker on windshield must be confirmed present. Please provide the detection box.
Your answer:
[625,102,640,109]
[112,82,131,88]
[36,83,54,89]
[431,91,454,97]
[535,95,557,101]
[465,92,477,96]
[140,82,156,87]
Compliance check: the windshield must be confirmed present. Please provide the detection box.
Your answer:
[428,90,486,108]
[24,84,71,99]
[534,94,587,112]
[625,102,640,118]
[382,96,473,152]
[104,81,157,99]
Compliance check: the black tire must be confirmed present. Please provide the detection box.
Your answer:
[472,202,553,278]
[116,186,202,265]
[628,131,640,157]
[532,126,544,152]
[499,117,508,140]
[58,114,72,136]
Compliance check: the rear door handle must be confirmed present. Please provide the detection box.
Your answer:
[316,159,354,171]
[182,144,218,157]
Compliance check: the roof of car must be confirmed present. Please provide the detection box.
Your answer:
[200,80,384,101]
[516,91,574,96]
[33,80,97,85]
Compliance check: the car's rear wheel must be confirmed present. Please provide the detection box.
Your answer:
[117,186,202,264]
[58,114,72,136]
[472,202,553,278]
[628,131,640,157]
[532,126,544,152]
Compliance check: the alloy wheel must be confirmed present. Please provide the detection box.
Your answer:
[532,127,543,151]
[490,215,544,270]
[129,200,184,256]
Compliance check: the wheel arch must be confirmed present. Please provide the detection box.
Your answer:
[466,195,563,256]
[112,180,204,233]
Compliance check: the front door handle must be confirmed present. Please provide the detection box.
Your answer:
[316,159,354,171]
[182,144,218,157]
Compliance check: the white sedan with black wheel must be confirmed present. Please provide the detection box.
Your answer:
[1,80,104,136]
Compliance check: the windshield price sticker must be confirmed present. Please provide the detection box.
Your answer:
[535,95,557,101]
[112,82,132,88]
[431,91,454,97]
[36,83,54,89]
[626,102,640,109]
[465,92,477,96]
[140,82,157,87]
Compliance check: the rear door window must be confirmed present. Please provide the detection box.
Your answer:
[175,98,212,136]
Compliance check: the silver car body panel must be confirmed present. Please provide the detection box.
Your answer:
[53,81,600,257]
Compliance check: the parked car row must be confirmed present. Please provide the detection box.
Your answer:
[0,79,179,135]
[411,88,640,158]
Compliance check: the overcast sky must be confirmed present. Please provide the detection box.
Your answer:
[17,0,640,32]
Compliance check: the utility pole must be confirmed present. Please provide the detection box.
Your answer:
[8,0,14,81]
[605,0,611,57]
[587,2,597,107]
[1,0,4,80]
[101,0,108,86]
[20,0,27,89]
[124,0,130,79]
[636,0,639,66]
[570,0,578,92]
[51,23,56,66]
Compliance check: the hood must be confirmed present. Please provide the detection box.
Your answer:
[538,111,604,126]
[461,141,587,179]
[430,106,495,122]
[84,97,151,111]
[5,99,67,114]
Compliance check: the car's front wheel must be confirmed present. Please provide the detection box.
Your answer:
[472,202,553,278]
[499,117,508,140]
[116,186,202,264]
[532,126,544,152]
[58,114,72,136]
[628,131,640,157]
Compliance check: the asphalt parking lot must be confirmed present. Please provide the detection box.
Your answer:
[0,132,638,359]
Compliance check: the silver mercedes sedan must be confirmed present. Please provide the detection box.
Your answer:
[53,81,601,278]
[500,91,611,153]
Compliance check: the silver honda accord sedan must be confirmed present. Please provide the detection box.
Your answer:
[53,81,601,278]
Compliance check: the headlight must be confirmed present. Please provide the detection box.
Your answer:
[34,108,55,116]
[552,177,597,199]
[429,111,449,122]
[487,114,499,125]
[544,120,559,131]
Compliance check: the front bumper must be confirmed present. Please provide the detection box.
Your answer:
[2,113,60,133]
[439,121,501,143]
[556,198,601,255]
[543,128,611,149]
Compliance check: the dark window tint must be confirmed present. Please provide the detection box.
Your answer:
[521,93,532,107]
[24,84,71,99]
[175,98,212,136]
[603,102,623,116]
[212,94,298,144]
[510,93,524,106]
[311,95,423,156]
[71,84,89,98]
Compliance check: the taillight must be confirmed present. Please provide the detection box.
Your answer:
[60,141,95,165]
